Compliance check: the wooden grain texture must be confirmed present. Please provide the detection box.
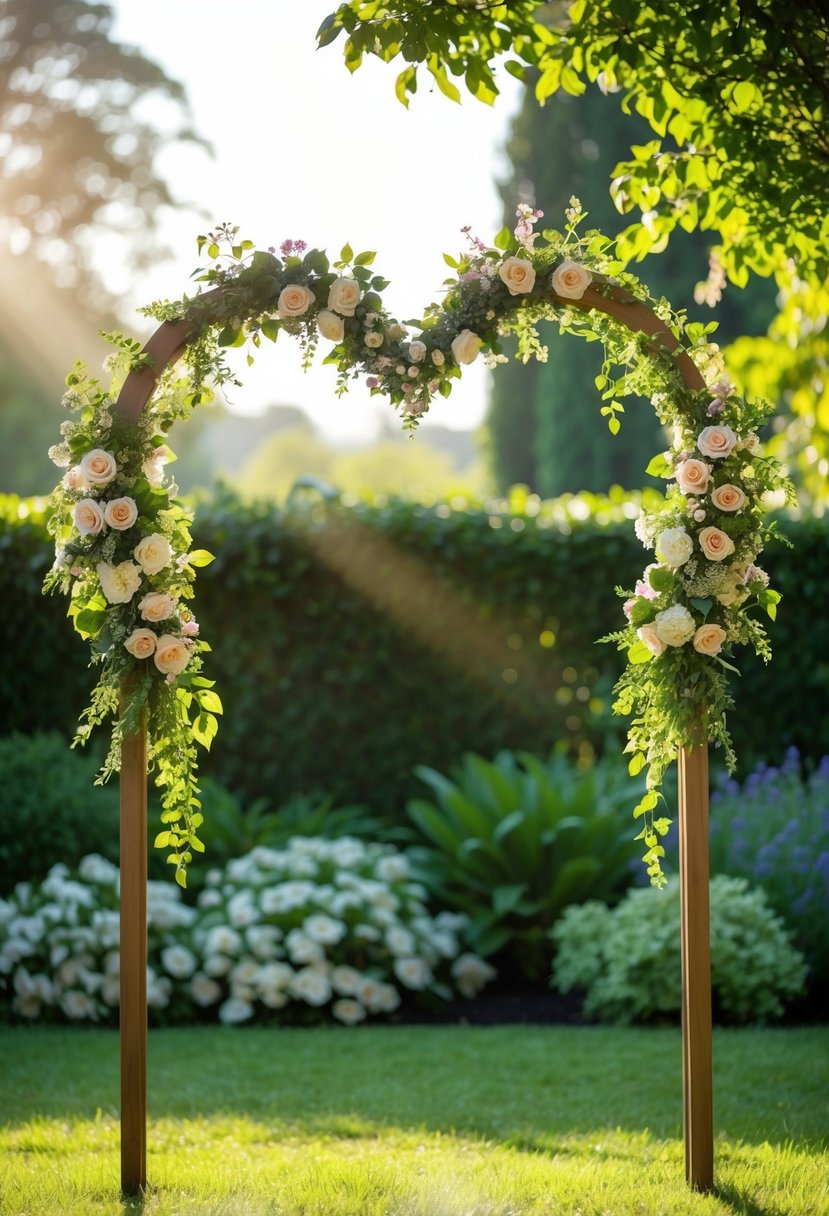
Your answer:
[679,740,714,1191]
[119,707,148,1196]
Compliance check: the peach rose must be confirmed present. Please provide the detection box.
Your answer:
[79,449,118,486]
[103,496,138,531]
[550,260,592,300]
[697,425,737,460]
[637,624,666,657]
[124,628,157,660]
[138,591,176,623]
[711,484,746,512]
[154,634,191,676]
[451,329,483,365]
[698,526,735,562]
[134,533,172,575]
[498,256,537,296]
[317,310,345,342]
[327,277,360,317]
[277,284,315,317]
[74,498,105,537]
[675,459,710,495]
[693,624,727,656]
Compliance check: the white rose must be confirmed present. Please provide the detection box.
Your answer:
[103,497,138,531]
[698,526,736,562]
[153,634,191,676]
[655,527,693,568]
[654,604,696,647]
[277,284,315,317]
[637,624,666,657]
[328,277,360,316]
[332,998,367,1024]
[124,628,157,659]
[675,459,710,495]
[364,330,384,349]
[693,624,727,656]
[79,449,117,486]
[498,256,537,296]
[317,309,345,342]
[451,329,483,365]
[697,425,737,460]
[138,591,176,623]
[74,498,105,537]
[408,340,427,363]
[134,533,172,575]
[97,560,142,605]
[710,484,746,512]
[550,260,592,300]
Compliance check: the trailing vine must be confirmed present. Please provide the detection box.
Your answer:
[44,203,791,885]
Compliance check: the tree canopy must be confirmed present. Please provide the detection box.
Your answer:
[319,1,828,289]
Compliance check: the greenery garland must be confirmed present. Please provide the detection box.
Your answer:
[44,204,791,885]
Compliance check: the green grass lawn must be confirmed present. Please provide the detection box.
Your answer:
[0,1024,827,1215]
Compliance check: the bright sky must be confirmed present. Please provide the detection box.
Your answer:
[109,0,521,444]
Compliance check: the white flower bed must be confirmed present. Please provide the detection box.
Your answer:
[0,838,495,1025]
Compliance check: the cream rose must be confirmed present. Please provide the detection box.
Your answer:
[697,425,737,460]
[73,498,105,537]
[317,309,345,342]
[498,256,537,296]
[654,604,696,647]
[451,329,483,365]
[675,459,710,495]
[550,260,592,300]
[431,349,445,367]
[655,527,693,568]
[134,533,172,575]
[408,340,427,363]
[154,634,191,676]
[364,330,384,349]
[327,277,360,316]
[277,284,315,317]
[711,484,746,512]
[97,560,142,605]
[693,624,727,656]
[79,449,117,486]
[637,624,666,657]
[138,591,176,623]
[103,496,138,531]
[124,629,157,660]
[698,526,736,562]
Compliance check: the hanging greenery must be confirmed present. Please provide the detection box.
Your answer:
[44,205,792,885]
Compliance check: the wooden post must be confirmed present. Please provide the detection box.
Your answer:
[119,708,148,1196]
[678,740,713,1191]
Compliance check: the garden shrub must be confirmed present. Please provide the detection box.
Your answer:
[407,749,641,978]
[706,750,829,995]
[551,875,807,1024]
[0,733,120,886]
[2,490,825,816]
[0,841,495,1025]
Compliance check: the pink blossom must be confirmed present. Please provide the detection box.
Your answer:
[182,620,200,637]
[623,599,637,620]
[70,566,83,578]
[635,564,661,600]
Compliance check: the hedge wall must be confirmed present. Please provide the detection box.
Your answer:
[1,491,825,812]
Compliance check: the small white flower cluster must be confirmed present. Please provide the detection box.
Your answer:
[0,839,496,1026]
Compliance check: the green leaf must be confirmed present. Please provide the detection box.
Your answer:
[627,640,654,664]
[628,752,647,777]
[354,251,376,267]
[645,452,673,478]
[648,566,674,592]
[340,242,353,264]
[492,883,528,915]
[197,690,223,714]
[493,226,512,251]
[153,831,171,849]
[187,549,215,567]
[690,597,713,619]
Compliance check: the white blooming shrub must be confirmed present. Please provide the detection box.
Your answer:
[0,839,496,1025]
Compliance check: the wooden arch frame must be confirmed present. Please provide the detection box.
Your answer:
[113,281,714,1196]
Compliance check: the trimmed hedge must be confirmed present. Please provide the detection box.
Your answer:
[1,491,825,812]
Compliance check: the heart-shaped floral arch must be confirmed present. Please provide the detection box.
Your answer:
[44,205,790,888]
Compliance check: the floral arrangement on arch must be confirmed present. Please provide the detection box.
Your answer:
[44,202,792,885]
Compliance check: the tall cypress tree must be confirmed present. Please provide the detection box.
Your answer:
[489,86,775,495]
